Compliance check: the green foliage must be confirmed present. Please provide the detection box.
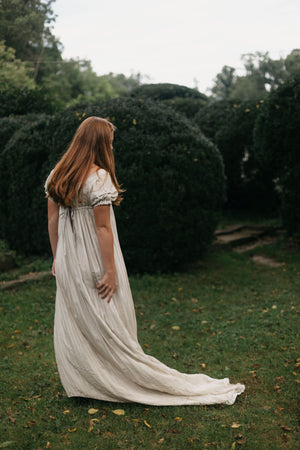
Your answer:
[0,0,58,66]
[0,88,55,117]
[0,98,225,272]
[254,76,300,234]
[0,115,51,251]
[211,50,300,101]
[0,40,35,90]
[195,100,278,212]
[130,83,207,118]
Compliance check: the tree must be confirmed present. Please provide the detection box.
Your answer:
[210,66,236,100]
[0,40,35,89]
[211,50,300,101]
[0,0,62,80]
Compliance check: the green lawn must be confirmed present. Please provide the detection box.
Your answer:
[0,237,299,449]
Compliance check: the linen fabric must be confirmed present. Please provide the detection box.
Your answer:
[45,168,245,406]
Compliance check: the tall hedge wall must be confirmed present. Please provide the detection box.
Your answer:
[0,97,225,273]
[195,100,279,212]
[254,76,300,234]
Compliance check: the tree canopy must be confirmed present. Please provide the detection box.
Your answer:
[211,50,300,101]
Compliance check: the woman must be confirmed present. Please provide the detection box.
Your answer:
[45,116,245,406]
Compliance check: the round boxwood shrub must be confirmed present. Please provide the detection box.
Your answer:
[46,98,225,273]
[130,83,207,118]
[1,97,225,273]
[254,76,300,234]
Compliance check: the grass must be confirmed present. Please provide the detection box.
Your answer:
[0,236,299,449]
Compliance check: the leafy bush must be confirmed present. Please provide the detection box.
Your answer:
[0,115,51,250]
[0,98,225,273]
[0,88,55,118]
[130,83,207,118]
[254,76,300,234]
[195,100,279,212]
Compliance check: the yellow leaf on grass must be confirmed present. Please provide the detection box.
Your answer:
[88,426,94,432]
[67,428,77,432]
[112,409,125,415]
[231,422,241,428]
[88,408,99,415]
[90,418,100,423]
[144,420,152,428]
[231,442,236,449]
[14,330,21,334]
[174,416,182,422]
[63,410,70,414]
[172,326,180,330]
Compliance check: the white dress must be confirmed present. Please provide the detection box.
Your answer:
[45,169,245,406]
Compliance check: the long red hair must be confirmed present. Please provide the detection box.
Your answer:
[47,116,124,207]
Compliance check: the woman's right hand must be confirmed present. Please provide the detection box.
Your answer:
[52,259,56,276]
[96,271,116,303]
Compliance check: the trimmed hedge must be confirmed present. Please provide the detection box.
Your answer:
[130,83,207,118]
[0,88,55,118]
[195,100,279,212]
[254,76,300,234]
[0,115,51,249]
[0,97,225,273]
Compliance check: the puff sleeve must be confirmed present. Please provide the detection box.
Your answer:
[90,170,118,207]
[44,169,55,202]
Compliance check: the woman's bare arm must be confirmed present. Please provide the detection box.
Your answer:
[93,205,116,303]
[48,199,59,275]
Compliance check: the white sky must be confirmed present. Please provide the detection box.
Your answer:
[52,0,300,94]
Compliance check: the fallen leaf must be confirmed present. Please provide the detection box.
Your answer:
[231,422,241,428]
[88,408,99,415]
[112,409,125,415]
[46,443,52,449]
[157,438,165,444]
[174,417,182,422]
[172,326,180,330]
[63,410,70,414]
[90,418,100,424]
[280,425,292,432]
[88,426,94,432]
[67,428,77,432]
[231,443,236,449]
[14,330,21,334]
[144,420,152,428]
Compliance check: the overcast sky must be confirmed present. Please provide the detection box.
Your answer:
[52,0,300,94]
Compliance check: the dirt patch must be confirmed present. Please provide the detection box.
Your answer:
[250,255,285,268]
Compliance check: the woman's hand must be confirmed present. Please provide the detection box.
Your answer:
[97,271,116,303]
[52,259,56,276]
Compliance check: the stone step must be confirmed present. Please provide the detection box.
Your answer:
[214,224,282,248]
